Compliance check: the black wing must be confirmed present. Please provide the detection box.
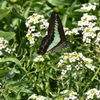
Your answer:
[37,11,57,54]
[37,11,69,54]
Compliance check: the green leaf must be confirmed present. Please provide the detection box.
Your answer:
[74,9,88,12]
[0,69,7,77]
[0,9,10,20]
[89,0,99,3]
[47,0,69,6]
[23,6,30,19]
[62,14,68,27]
[0,1,8,9]
[0,57,21,67]
[67,0,77,12]
[53,90,71,99]
[0,30,15,40]
[11,6,25,20]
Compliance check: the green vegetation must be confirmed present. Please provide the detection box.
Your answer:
[0,0,100,100]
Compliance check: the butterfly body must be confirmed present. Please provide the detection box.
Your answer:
[37,11,70,55]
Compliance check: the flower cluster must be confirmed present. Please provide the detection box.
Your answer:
[58,52,95,76]
[60,90,78,100]
[28,94,46,100]
[25,13,49,44]
[85,88,100,99]
[78,13,97,27]
[64,3,100,44]
[0,37,15,58]
[80,2,98,11]
[64,27,79,35]
[78,3,100,44]
[78,13,100,43]
[34,55,44,62]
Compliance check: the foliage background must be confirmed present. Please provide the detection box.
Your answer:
[0,0,100,100]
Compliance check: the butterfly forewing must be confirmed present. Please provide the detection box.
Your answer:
[47,16,61,51]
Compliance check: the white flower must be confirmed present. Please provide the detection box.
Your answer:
[92,26,100,31]
[5,48,11,53]
[29,26,35,32]
[59,52,95,73]
[75,64,81,70]
[95,32,100,45]
[29,15,39,24]
[65,28,79,35]
[0,37,4,43]
[72,73,77,79]
[65,30,72,35]
[69,56,79,63]
[78,13,97,27]
[82,57,93,63]
[81,3,98,11]
[4,40,8,44]
[85,88,100,99]
[69,91,78,99]
[42,20,49,28]
[36,96,46,100]
[33,32,41,37]
[96,90,100,98]
[12,48,16,51]
[83,37,91,43]
[60,90,69,94]
[0,37,8,49]
[64,97,69,100]
[34,55,44,62]
[26,29,32,37]
[0,51,3,56]
[72,28,80,35]
[60,53,68,60]
[28,94,46,100]
[0,44,5,50]
[85,64,95,70]
[40,24,46,29]
[29,38,35,44]
[61,69,67,75]
[26,13,49,44]
[25,21,31,27]
[58,59,64,67]
[64,27,69,32]
[28,94,37,100]
[66,65,72,70]
[79,53,84,58]
[81,25,99,44]
[88,22,96,27]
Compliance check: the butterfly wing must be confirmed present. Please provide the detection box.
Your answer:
[37,11,57,54]
[37,11,69,55]
[57,12,66,41]
[48,12,70,53]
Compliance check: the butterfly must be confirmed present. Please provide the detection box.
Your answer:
[37,11,70,55]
